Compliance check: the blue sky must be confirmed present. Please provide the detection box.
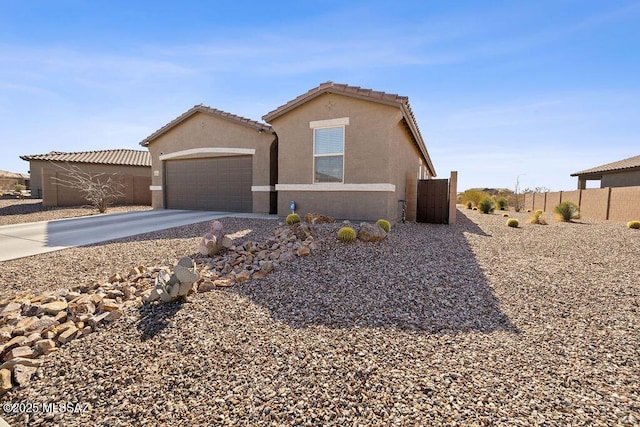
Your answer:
[1,0,639,191]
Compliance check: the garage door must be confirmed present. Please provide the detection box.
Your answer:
[164,156,252,211]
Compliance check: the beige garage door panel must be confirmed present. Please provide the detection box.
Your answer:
[165,156,252,211]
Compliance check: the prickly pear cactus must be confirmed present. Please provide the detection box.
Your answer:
[146,257,199,303]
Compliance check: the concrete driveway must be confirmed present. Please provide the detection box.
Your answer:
[0,210,276,262]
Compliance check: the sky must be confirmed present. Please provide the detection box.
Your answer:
[1,0,639,192]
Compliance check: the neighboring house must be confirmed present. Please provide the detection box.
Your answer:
[20,149,151,206]
[263,82,435,221]
[140,105,277,213]
[0,170,29,193]
[571,154,640,189]
[140,82,437,221]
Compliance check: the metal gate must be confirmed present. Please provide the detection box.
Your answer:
[417,179,449,224]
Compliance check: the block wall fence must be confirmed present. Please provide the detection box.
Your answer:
[523,186,640,222]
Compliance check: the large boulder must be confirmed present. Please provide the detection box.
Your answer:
[357,223,387,242]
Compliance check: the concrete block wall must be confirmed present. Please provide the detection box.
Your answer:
[525,185,640,222]
[609,186,640,222]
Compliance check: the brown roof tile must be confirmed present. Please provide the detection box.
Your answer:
[571,154,640,176]
[263,82,435,176]
[140,104,273,147]
[20,149,151,167]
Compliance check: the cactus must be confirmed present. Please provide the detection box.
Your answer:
[506,218,519,228]
[337,227,357,243]
[376,219,391,233]
[496,197,508,210]
[628,221,640,229]
[286,213,300,225]
[502,213,509,217]
[146,257,198,303]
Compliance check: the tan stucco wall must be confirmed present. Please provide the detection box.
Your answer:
[36,162,150,207]
[601,170,640,188]
[270,93,429,221]
[145,111,277,211]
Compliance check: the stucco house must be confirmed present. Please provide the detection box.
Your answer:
[20,149,151,206]
[264,82,435,221]
[571,154,640,189]
[140,82,437,221]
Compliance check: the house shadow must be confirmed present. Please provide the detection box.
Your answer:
[231,210,516,334]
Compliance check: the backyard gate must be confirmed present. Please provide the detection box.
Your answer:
[417,179,449,224]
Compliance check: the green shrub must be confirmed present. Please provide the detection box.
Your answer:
[477,197,495,214]
[337,227,357,243]
[496,197,508,211]
[286,213,300,225]
[554,202,580,222]
[460,189,491,207]
[376,219,391,233]
[506,218,519,228]
[628,221,640,229]
[466,201,473,209]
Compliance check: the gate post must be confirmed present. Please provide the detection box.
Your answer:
[448,171,458,225]
[405,172,418,222]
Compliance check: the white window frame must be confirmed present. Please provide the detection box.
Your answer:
[310,117,349,184]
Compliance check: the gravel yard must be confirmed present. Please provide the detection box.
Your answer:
[0,199,151,226]
[1,209,639,425]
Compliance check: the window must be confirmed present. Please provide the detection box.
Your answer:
[314,126,344,183]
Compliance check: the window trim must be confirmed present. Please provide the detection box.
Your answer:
[311,120,348,184]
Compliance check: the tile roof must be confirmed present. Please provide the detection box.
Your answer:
[20,149,151,167]
[140,104,273,147]
[263,82,436,177]
[571,154,640,176]
[263,81,408,121]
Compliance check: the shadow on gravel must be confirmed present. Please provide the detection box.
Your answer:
[232,210,517,334]
[0,200,47,216]
[136,300,184,340]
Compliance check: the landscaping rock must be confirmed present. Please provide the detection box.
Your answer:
[304,212,335,224]
[40,300,68,315]
[0,368,12,395]
[13,364,37,386]
[357,222,387,242]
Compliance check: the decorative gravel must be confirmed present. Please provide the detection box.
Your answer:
[1,209,639,425]
[0,199,151,226]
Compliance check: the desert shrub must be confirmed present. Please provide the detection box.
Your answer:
[628,221,640,229]
[466,201,473,209]
[496,197,508,211]
[554,202,580,222]
[506,218,519,228]
[376,219,391,233]
[285,213,300,225]
[477,197,495,214]
[337,227,357,243]
[460,189,491,207]
[527,209,547,225]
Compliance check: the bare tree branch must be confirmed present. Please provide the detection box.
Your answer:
[50,162,125,213]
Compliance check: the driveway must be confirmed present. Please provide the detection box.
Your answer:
[0,209,276,262]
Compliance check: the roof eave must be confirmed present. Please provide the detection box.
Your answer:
[400,104,436,177]
[141,105,273,147]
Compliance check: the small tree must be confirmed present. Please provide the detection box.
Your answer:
[14,183,26,199]
[51,162,125,213]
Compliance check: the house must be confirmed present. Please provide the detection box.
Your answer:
[0,170,29,194]
[140,82,437,221]
[20,149,151,206]
[263,82,435,221]
[140,105,277,213]
[571,154,640,189]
